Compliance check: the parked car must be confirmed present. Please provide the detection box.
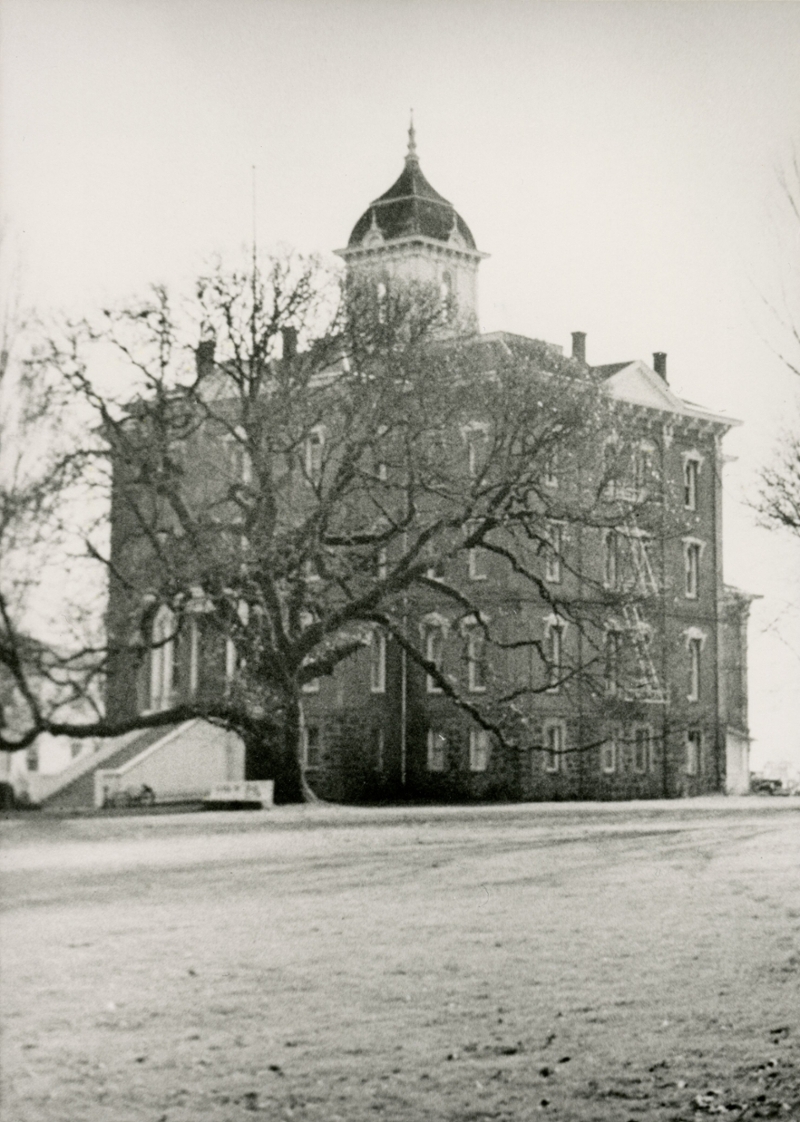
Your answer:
[750,777,787,796]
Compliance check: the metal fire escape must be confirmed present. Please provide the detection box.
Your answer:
[621,524,669,705]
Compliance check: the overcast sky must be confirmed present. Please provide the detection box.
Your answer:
[2,0,800,768]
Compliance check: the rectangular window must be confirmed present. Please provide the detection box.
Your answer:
[467,430,488,479]
[685,542,700,599]
[305,428,324,484]
[26,745,39,773]
[370,630,386,694]
[425,626,444,693]
[189,618,200,696]
[688,637,701,701]
[633,725,652,774]
[225,438,252,486]
[546,623,563,692]
[543,721,564,772]
[544,523,562,583]
[634,447,653,492]
[468,544,488,581]
[603,442,618,498]
[603,530,618,590]
[303,724,321,769]
[601,728,618,774]
[686,730,701,776]
[544,452,558,488]
[374,727,385,772]
[604,630,622,697]
[467,627,487,692]
[427,729,447,772]
[469,728,490,772]
[225,636,236,683]
[684,458,699,510]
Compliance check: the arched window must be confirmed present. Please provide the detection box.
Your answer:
[149,604,177,712]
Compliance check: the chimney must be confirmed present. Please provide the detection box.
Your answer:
[195,336,215,377]
[282,326,298,360]
[571,331,586,364]
[652,352,667,381]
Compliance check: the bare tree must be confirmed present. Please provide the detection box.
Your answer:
[1,254,659,802]
[756,148,800,540]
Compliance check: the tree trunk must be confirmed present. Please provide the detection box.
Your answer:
[243,711,303,804]
[275,694,304,804]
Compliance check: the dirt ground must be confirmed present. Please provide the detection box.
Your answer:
[1,798,799,1122]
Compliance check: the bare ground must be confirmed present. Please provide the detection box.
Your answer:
[1,798,799,1121]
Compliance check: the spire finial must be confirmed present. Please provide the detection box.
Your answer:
[406,110,418,164]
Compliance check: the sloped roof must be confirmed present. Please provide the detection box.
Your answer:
[596,359,739,428]
[347,128,477,250]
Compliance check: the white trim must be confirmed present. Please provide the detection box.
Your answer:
[601,726,620,774]
[424,622,445,694]
[302,723,322,769]
[427,728,447,772]
[149,604,177,713]
[682,453,702,510]
[542,719,565,772]
[305,426,325,482]
[467,627,487,693]
[225,636,236,682]
[682,626,707,647]
[683,539,702,599]
[687,637,702,702]
[686,729,701,776]
[370,629,387,694]
[632,723,653,774]
[189,618,199,695]
[469,728,490,772]
[468,545,488,581]
[544,521,563,584]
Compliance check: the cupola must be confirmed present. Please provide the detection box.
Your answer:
[336,120,487,334]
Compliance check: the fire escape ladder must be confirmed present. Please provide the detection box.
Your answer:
[621,519,668,703]
[626,523,659,598]
[621,602,667,703]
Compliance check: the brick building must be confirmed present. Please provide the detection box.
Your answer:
[299,126,754,801]
[106,127,754,802]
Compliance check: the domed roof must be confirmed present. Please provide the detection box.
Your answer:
[347,123,477,251]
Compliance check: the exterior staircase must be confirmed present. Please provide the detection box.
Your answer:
[41,726,180,810]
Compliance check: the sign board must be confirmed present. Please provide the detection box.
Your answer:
[203,780,274,808]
